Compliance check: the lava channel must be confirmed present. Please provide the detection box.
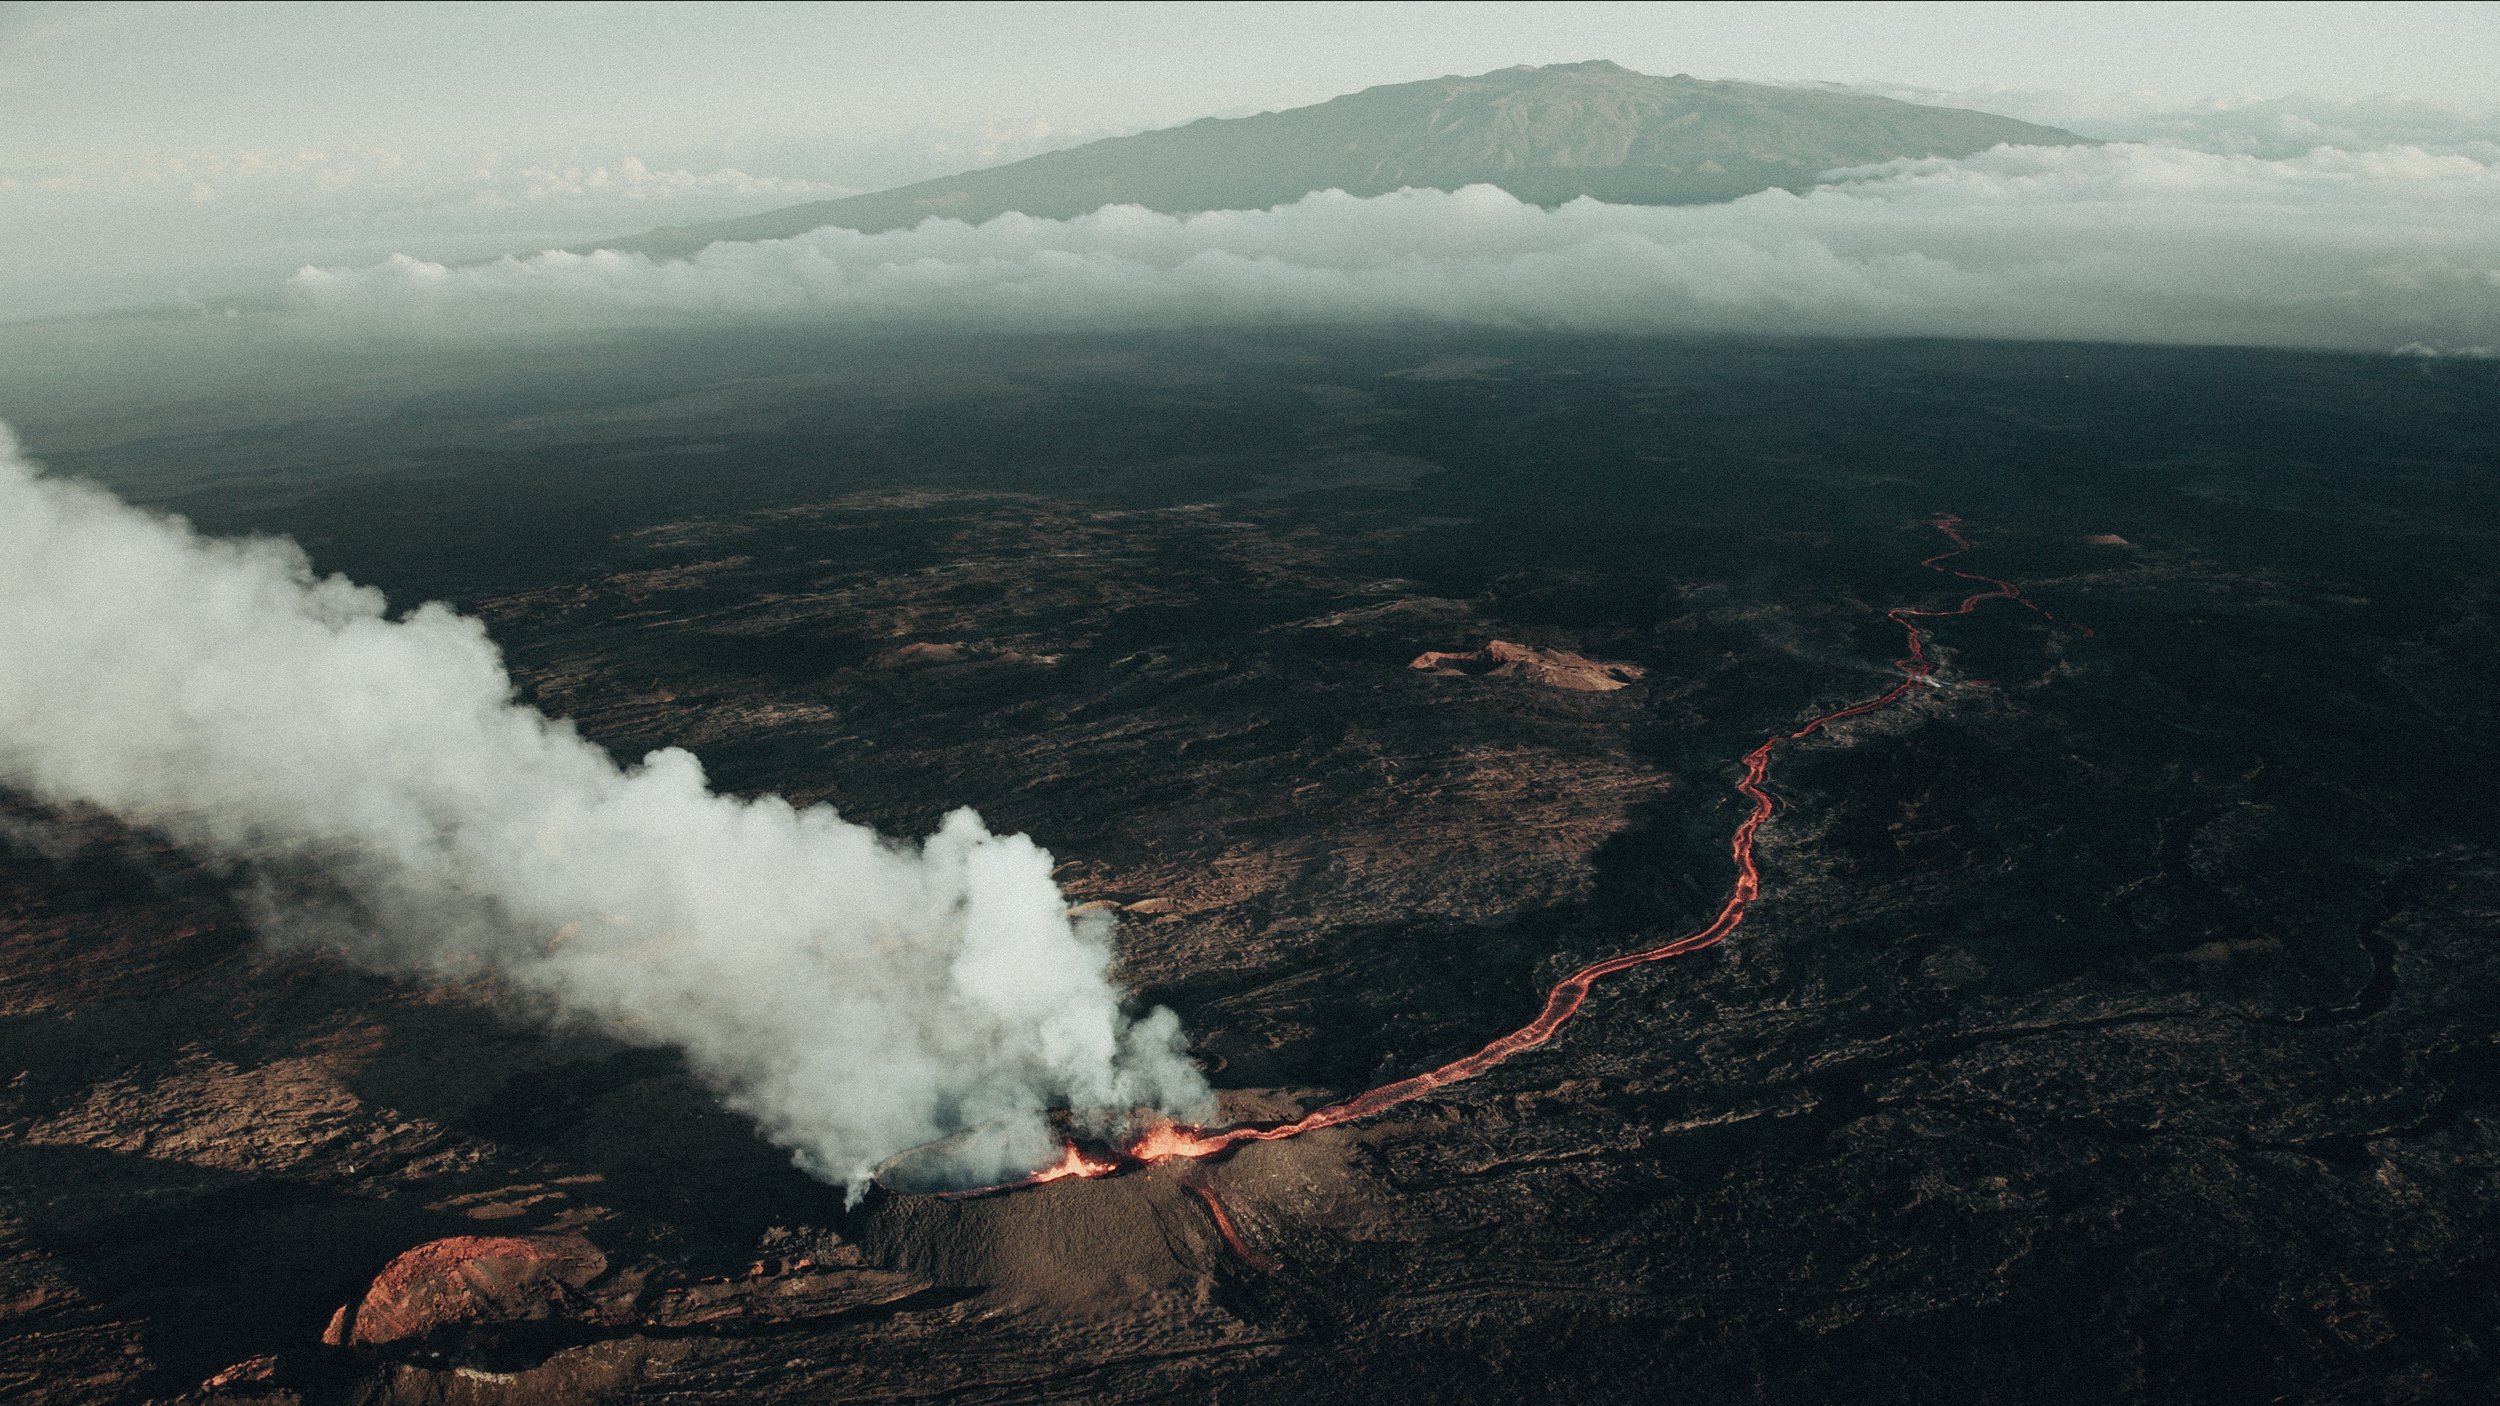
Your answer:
[982,515,2079,1189]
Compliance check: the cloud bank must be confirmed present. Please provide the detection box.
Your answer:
[286,142,2500,355]
[0,121,1121,323]
[0,427,1209,1194]
[1807,84,2500,162]
[0,143,856,323]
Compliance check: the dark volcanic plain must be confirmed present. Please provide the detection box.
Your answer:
[2,329,2497,1404]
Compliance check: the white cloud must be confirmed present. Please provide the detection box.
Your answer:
[286,143,2500,355]
[0,146,848,239]
[2121,95,2500,162]
[1800,83,2500,162]
[0,117,1128,322]
[0,144,855,323]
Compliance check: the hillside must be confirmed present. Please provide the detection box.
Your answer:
[604,60,2085,258]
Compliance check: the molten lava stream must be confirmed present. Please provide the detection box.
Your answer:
[1185,1182,1282,1272]
[937,1143,1120,1198]
[1046,516,2072,1182]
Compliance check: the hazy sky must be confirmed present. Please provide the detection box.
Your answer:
[4,1,2496,323]
[9,1,2496,167]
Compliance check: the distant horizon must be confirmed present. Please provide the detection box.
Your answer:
[5,3,2499,324]
[12,4,2496,164]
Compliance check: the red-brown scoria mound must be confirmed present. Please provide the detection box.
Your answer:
[1408,639,1645,691]
[341,1234,608,1348]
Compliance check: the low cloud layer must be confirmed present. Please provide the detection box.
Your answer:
[0,428,1209,1194]
[0,145,849,323]
[0,123,1121,324]
[287,143,2500,354]
[1812,85,2500,162]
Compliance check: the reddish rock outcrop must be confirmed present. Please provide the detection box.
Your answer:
[199,1354,279,1392]
[1409,640,1645,692]
[871,640,1058,670]
[342,1234,607,1348]
[871,641,977,670]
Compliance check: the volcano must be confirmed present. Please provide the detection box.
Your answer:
[595,60,2085,259]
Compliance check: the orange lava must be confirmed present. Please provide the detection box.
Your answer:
[1185,1181,1281,1271]
[938,1141,1123,1197]
[1123,1120,1233,1163]
[988,516,2076,1192]
[1017,1143,1122,1186]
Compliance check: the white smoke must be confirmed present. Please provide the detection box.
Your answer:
[283,143,2500,355]
[0,425,1209,1195]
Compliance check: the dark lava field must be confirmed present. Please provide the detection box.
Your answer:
[3,329,2497,1403]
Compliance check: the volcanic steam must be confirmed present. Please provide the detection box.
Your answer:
[0,425,1210,1194]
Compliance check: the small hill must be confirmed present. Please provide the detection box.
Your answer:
[603,60,2086,258]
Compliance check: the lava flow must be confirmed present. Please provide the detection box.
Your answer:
[1014,516,2071,1186]
[935,1142,1122,1199]
[1184,1181,1282,1272]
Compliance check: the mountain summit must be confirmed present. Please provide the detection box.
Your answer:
[607,61,2085,259]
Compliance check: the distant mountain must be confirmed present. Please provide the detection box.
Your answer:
[602,61,2087,260]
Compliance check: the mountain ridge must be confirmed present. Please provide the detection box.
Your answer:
[599,61,2088,260]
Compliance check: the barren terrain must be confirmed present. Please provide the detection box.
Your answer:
[3,331,2496,1402]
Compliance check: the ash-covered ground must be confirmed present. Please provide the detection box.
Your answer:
[3,330,2497,1403]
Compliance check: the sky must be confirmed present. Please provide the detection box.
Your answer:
[3,1,2497,327]
[9,1,2499,166]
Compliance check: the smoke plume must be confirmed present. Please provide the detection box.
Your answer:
[0,425,1210,1194]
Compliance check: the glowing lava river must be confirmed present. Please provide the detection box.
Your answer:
[961,515,2079,1224]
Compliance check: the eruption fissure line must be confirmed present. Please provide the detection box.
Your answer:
[993,513,2067,1186]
